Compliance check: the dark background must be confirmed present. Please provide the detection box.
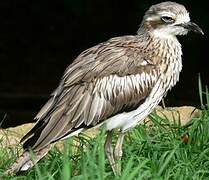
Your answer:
[0,0,208,128]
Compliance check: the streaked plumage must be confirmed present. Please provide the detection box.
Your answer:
[6,1,203,175]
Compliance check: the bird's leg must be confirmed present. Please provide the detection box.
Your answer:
[104,130,117,175]
[162,98,166,109]
[114,132,125,176]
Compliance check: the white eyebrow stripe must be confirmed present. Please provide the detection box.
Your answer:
[146,16,159,21]
[158,11,175,17]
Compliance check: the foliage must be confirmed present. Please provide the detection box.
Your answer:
[1,80,209,179]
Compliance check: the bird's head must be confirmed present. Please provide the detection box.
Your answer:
[140,1,204,38]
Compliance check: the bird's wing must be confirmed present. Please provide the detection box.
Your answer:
[21,36,160,151]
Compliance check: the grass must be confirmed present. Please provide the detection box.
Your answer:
[1,81,209,179]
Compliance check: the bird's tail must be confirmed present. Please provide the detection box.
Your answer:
[5,145,51,175]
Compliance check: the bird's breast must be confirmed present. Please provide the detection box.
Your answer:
[159,44,183,91]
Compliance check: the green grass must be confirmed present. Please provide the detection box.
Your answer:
[1,108,209,180]
[1,81,209,179]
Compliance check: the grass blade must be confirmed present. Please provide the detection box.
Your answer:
[198,74,204,108]
[158,148,176,176]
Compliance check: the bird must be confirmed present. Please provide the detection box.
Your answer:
[6,1,203,176]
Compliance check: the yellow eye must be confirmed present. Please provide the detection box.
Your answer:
[161,16,175,23]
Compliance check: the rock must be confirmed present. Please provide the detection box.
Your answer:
[144,106,201,126]
[0,123,33,148]
[0,106,201,148]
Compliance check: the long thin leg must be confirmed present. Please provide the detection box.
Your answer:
[162,98,166,109]
[104,130,117,175]
[114,132,125,176]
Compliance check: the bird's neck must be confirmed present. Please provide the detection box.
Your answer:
[137,29,182,64]
[137,27,179,43]
[137,29,183,89]
[152,30,177,40]
[155,33,182,89]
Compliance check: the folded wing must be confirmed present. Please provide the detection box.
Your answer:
[21,36,160,151]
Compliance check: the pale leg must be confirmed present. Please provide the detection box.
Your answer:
[104,130,117,175]
[114,133,125,175]
[162,98,166,109]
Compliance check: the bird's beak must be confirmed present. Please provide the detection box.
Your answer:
[179,22,204,35]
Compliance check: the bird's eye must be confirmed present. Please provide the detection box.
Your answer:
[161,16,175,23]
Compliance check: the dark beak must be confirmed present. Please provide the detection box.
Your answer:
[180,22,204,35]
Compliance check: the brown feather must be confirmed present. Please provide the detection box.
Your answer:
[22,35,160,151]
